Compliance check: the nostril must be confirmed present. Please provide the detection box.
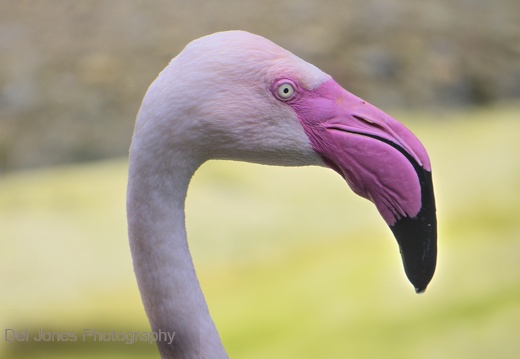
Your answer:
[352,115,386,131]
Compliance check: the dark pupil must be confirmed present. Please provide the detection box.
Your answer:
[283,87,289,93]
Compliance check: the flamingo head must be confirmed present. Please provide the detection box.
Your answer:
[137,31,437,293]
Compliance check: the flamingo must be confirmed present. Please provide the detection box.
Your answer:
[127,30,437,358]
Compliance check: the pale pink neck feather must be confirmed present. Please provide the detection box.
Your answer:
[127,146,228,359]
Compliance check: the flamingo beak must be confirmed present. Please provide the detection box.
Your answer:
[294,80,437,293]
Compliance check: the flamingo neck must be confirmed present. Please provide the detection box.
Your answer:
[127,146,228,358]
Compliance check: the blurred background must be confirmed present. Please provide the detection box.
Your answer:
[1,0,519,358]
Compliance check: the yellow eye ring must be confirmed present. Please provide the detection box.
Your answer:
[276,83,295,100]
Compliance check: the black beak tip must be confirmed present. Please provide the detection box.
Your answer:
[411,265,434,294]
[391,170,437,294]
[392,216,437,294]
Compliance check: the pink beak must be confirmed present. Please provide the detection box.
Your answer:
[291,79,437,293]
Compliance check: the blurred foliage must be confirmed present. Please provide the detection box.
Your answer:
[0,0,519,171]
[1,107,520,358]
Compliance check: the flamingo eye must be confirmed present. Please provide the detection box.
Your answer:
[276,82,295,100]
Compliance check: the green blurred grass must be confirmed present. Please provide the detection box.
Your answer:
[1,105,520,358]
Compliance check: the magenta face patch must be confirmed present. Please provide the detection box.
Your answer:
[287,79,431,225]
